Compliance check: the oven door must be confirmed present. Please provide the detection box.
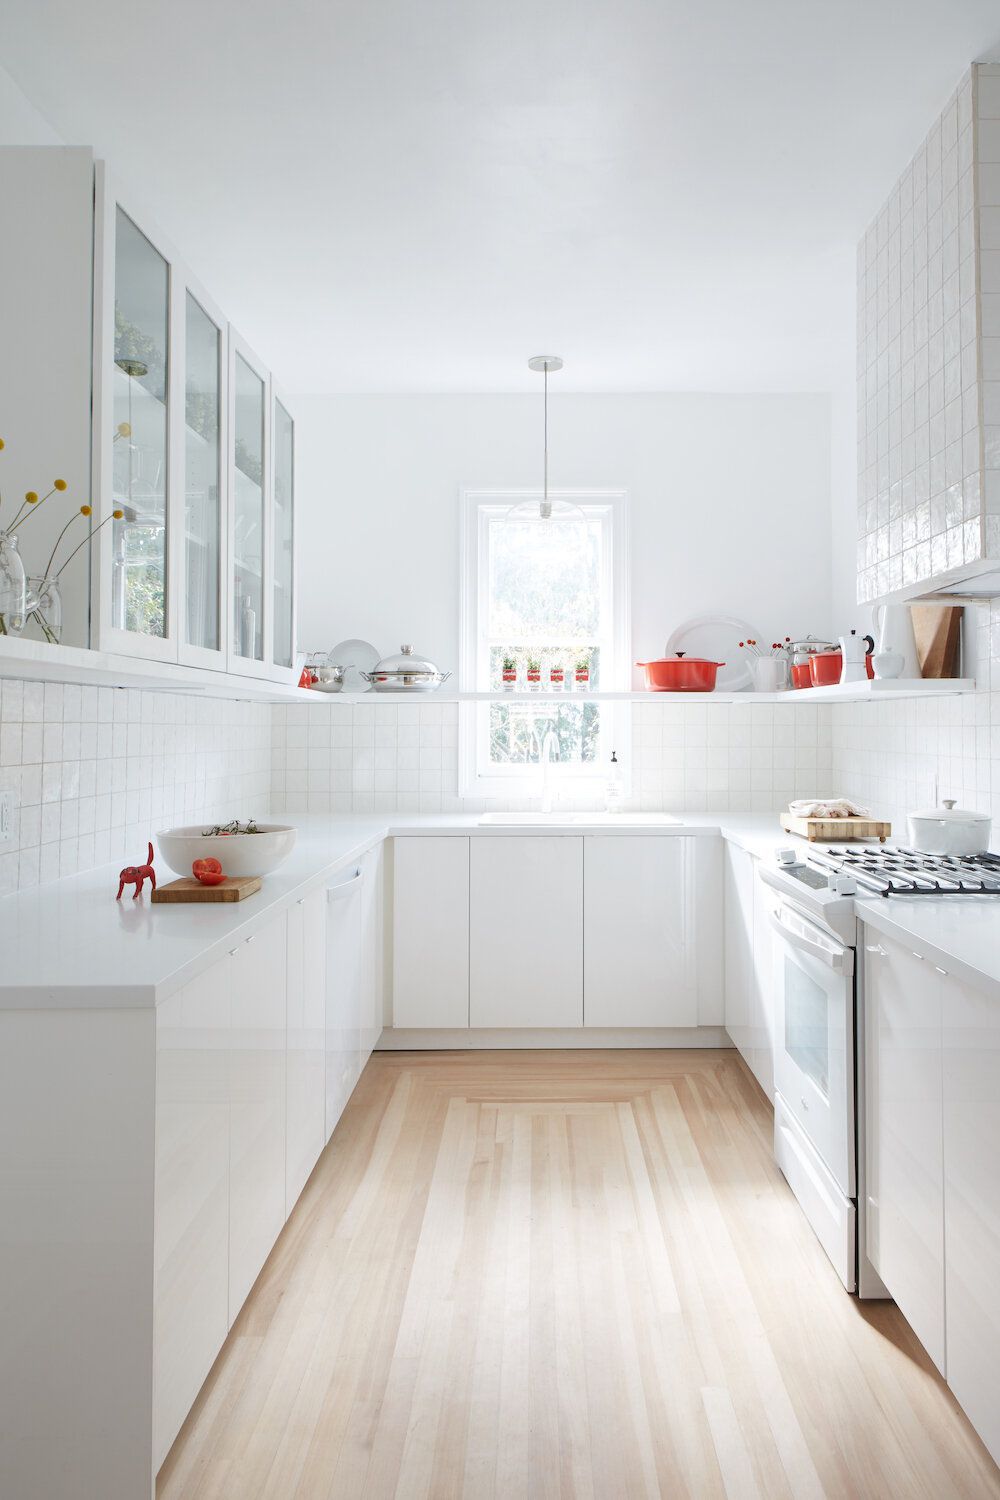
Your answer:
[771,899,856,1197]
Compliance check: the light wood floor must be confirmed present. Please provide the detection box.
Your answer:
[158,1051,1000,1500]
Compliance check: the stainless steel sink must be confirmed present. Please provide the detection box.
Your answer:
[476,811,681,827]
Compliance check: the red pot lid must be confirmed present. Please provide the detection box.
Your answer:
[639,652,725,666]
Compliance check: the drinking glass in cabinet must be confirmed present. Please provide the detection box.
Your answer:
[184,294,222,652]
[233,354,264,660]
[112,209,168,638]
[273,400,294,669]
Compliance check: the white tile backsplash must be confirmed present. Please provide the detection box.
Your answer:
[268,697,833,819]
[0,681,272,894]
[830,601,996,830]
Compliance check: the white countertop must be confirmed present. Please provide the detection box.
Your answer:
[17,807,1000,1010]
[0,811,777,1010]
[856,894,1000,998]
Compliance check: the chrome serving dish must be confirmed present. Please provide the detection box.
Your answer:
[360,643,452,693]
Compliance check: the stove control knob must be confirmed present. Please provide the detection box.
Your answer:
[828,873,858,895]
[776,847,798,866]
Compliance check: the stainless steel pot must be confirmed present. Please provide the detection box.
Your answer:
[360,644,452,693]
[312,663,351,693]
[907,799,992,857]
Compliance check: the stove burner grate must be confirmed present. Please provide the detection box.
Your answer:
[808,845,1000,896]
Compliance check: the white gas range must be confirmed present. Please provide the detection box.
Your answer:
[759,838,1000,1296]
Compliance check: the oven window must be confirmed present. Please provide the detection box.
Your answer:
[784,957,829,1097]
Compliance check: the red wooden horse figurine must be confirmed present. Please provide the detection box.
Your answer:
[116,842,156,900]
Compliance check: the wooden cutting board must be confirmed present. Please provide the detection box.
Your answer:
[151,875,262,903]
[780,813,891,843]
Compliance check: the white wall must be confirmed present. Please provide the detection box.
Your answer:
[0,62,61,145]
[295,392,833,677]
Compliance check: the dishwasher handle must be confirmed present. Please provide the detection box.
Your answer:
[770,907,854,976]
[326,868,365,902]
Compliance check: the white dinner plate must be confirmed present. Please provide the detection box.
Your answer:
[328,639,380,694]
[664,614,761,693]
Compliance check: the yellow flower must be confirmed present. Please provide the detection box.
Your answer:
[112,508,124,519]
[80,505,92,517]
[24,491,38,503]
[53,479,67,491]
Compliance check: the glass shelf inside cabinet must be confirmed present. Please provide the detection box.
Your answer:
[112,208,168,639]
[184,294,222,653]
[233,354,264,660]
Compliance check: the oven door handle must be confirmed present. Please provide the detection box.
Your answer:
[770,910,854,976]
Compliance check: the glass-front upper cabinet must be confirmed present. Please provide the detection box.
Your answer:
[182,291,225,664]
[272,396,294,671]
[111,208,169,643]
[230,343,266,666]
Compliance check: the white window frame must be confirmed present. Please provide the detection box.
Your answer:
[458,488,630,800]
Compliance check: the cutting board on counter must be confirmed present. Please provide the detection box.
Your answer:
[151,875,262,903]
[779,812,891,843]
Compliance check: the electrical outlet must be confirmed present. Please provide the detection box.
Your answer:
[0,789,12,843]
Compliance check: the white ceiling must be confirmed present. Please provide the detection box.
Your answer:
[3,0,1000,393]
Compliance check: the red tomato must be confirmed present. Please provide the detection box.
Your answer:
[192,857,225,885]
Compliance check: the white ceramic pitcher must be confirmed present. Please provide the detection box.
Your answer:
[871,602,920,679]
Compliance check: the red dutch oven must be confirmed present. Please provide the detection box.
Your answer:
[635,652,724,692]
[810,649,876,686]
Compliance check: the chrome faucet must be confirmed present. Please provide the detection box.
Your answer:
[536,727,560,813]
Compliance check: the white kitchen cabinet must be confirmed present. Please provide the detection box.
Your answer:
[724,842,755,1064]
[865,931,945,1372]
[724,842,777,1098]
[0,146,295,680]
[584,835,711,1027]
[325,864,366,1138]
[360,843,385,1059]
[285,888,327,1217]
[470,837,583,1027]
[228,918,287,1324]
[750,872,777,1099]
[392,837,470,1028]
[943,969,1000,1465]
[152,956,230,1469]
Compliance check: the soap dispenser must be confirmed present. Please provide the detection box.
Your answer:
[605,750,622,813]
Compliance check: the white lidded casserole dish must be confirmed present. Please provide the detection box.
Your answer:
[906,800,991,857]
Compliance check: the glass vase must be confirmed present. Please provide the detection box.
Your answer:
[0,534,28,636]
[26,576,63,645]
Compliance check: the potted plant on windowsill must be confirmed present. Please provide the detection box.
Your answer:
[575,654,591,690]
[526,655,541,690]
[502,654,517,691]
[549,662,565,691]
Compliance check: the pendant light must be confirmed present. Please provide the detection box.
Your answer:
[505,355,583,522]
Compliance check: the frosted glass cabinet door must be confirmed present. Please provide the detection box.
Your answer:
[272,397,294,671]
[183,291,223,660]
[231,348,266,664]
[112,207,169,640]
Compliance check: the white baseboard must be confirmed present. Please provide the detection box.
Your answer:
[375,1026,731,1051]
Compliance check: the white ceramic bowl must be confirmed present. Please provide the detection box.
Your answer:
[156,823,297,879]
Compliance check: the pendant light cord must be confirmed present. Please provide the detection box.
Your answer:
[543,361,548,506]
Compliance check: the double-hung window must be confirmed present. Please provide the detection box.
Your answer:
[459,489,629,798]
